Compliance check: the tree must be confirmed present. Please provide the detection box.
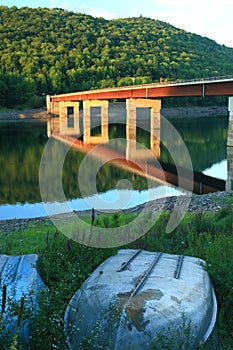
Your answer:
[0,5,233,108]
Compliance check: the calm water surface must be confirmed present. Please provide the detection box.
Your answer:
[0,115,228,219]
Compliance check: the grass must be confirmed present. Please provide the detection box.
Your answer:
[0,106,11,111]
[0,204,232,349]
[0,221,51,255]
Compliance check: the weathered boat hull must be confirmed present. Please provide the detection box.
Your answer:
[65,249,220,349]
[0,254,45,342]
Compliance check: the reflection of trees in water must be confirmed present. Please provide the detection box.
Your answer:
[0,122,47,204]
[0,117,228,204]
[0,122,149,204]
[161,116,228,171]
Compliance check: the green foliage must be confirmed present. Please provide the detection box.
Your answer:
[0,203,232,349]
[27,95,46,108]
[26,230,117,349]
[0,73,36,108]
[0,121,47,205]
[1,6,233,107]
[0,285,26,350]
[152,308,196,350]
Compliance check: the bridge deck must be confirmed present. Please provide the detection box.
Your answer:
[50,75,233,102]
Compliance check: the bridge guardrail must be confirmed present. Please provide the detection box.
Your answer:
[85,74,233,93]
[51,74,233,98]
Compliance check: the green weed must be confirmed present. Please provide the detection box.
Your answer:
[0,204,232,349]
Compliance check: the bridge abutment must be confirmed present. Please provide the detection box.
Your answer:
[126,98,161,160]
[47,96,60,117]
[227,96,233,147]
[83,100,109,144]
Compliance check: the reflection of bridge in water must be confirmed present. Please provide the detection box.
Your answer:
[49,126,226,196]
[47,75,233,193]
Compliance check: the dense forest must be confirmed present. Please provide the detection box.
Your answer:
[1,6,233,107]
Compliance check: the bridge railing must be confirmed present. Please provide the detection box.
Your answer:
[51,74,233,98]
[83,74,233,93]
[162,74,233,85]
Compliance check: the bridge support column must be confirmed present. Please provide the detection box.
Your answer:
[59,101,80,135]
[46,96,60,117]
[227,97,233,147]
[46,96,61,136]
[46,95,51,114]
[83,100,109,144]
[126,98,161,160]
[226,146,233,191]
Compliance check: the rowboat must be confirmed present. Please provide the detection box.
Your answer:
[65,249,220,349]
[0,254,45,342]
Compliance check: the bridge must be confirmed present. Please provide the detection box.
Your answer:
[46,75,233,191]
[48,75,233,101]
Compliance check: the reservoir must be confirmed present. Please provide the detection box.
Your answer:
[0,113,228,219]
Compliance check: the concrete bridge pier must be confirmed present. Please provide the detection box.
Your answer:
[83,100,109,144]
[59,101,80,135]
[126,98,161,160]
[46,96,60,117]
[226,146,233,191]
[46,95,61,136]
[227,97,233,147]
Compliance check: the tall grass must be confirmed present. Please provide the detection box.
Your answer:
[0,204,232,349]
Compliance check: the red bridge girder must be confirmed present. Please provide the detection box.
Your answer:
[50,78,233,102]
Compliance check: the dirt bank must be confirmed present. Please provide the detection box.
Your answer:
[0,108,48,120]
[161,105,228,118]
[0,105,228,121]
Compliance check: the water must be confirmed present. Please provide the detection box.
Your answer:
[0,115,228,219]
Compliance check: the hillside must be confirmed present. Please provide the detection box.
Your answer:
[1,6,233,107]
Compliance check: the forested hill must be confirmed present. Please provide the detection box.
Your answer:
[1,5,233,107]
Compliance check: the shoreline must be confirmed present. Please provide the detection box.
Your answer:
[162,105,228,118]
[0,105,229,121]
[0,108,48,120]
[0,191,232,234]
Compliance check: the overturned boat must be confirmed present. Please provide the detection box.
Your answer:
[65,249,220,349]
[0,254,46,343]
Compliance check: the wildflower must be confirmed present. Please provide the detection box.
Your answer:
[91,208,95,226]
[67,239,71,251]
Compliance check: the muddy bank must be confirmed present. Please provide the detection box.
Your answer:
[0,105,228,121]
[102,103,228,120]
[0,108,47,120]
[161,105,228,118]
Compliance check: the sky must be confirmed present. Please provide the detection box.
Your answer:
[1,0,233,48]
